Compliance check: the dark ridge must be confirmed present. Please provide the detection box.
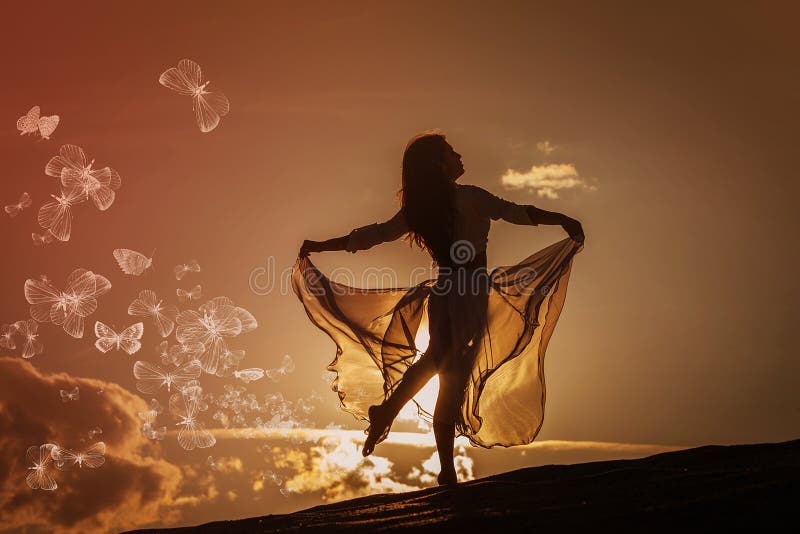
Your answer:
[127,438,800,533]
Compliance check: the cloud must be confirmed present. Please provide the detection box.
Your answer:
[536,140,557,155]
[500,163,596,199]
[407,445,475,485]
[273,433,422,501]
[0,357,184,533]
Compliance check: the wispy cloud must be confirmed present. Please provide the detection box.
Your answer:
[536,140,557,155]
[500,162,596,199]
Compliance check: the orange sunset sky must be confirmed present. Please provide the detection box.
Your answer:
[1,1,798,532]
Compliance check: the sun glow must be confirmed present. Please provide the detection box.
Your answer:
[407,319,440,417]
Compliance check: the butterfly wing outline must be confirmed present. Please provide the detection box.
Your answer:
[14,319,43,359]
[117,322,144,354]
[128,289,178,337]
[38,186,86,242]
[79,442,106,468]
[52,442,105,469]
[94,321,119,353]
[17,106,40,135]
[51,269,98,338]
[158,59,200,95]
[24,276,62,323]
[25,444,58,490]
[169,384,216,450]
[45,144,88,178]
[37,115,59,139]
[113,248,152,276]
[61,167,116,211]
[133,359,201,394]
[159,59,229,132]
[194,90,229,133]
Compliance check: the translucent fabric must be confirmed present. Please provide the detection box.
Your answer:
[291,236,583,448]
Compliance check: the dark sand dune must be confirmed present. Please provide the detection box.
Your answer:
[129,438,800,533]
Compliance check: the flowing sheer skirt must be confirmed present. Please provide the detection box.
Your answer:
[291,236,583,448]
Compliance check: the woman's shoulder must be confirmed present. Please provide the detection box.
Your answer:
[456,183,497,206]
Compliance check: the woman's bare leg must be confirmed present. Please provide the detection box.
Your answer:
[433,420,457,485]
[362,349,439,456]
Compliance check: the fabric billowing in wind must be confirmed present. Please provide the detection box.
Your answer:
[291,236,583,448]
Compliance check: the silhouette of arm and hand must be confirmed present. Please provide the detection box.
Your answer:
[299,186,584,258]
[299,209,408,257]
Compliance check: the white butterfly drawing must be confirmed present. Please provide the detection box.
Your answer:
[25,444,59,491]
[128,289,178,337]
[176,284,201,303]
[168,340,205,366]
[138,398,163,424]
[265,354,296,382]
[60,386,79,402]
[133,359,202,395]
[174,259,200,280]
[0,323,17,349]
[159,59,230,133]
[13,319,43,359]
[52,442,105,469]
[45,144,121,211]
[215,347,245,377]
[233,368,265,384]
[88,427,103,439]
[37,185,86,242]
[142,421,167,441]
[31,231,55,246]
[25,269,111,338]
[113,248,154,276]
[17,106,60,140]
[4,192,31,217]
[94,321,144,354]
[169,383,216,450]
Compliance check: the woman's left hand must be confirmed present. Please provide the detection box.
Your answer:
[299,240,320,258]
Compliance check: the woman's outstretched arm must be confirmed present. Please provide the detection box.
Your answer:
[526,205,585,243]
[299,234,350,257]
[299,209,408,257]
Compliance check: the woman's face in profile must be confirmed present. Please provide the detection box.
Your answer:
[442,143,465,181]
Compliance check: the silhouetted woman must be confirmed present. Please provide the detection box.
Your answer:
[295,130,584,485]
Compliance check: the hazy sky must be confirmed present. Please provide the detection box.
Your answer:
[1,1,798,532]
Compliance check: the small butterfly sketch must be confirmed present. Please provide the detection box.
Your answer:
[26,444,59,491]
[17,106,60,140]
[113,248,154,276]
[177,284,202,302]
[31,231,55,246]
[174,259,201,280]
[128,289,178,337]
[233,368,265,383]
[60,386,79,402]
[37,185,86,242]
[4,192,31,217]
[159,59,230,133]
[52,442,106,469]
[94,321,144,354]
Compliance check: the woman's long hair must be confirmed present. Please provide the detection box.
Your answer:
[398,130,457,266]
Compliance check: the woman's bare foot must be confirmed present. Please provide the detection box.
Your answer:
[437,468,458,486]
[362,404,392,457]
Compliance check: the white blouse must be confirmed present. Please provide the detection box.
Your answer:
[346,184,538,254]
